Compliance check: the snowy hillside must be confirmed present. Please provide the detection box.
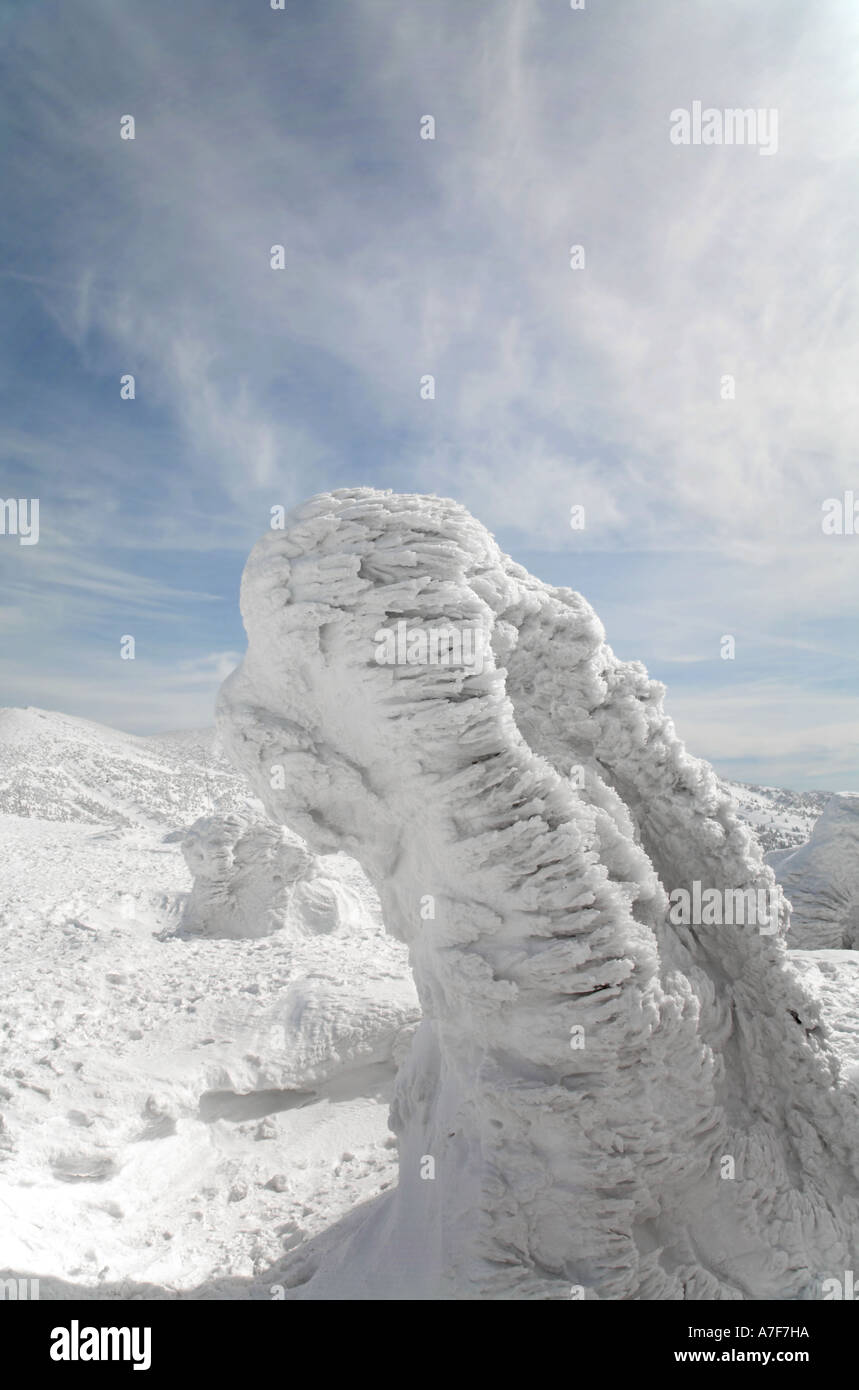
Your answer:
[722,780,829,854]
[0,707,248,827]
[0,706,418,1297]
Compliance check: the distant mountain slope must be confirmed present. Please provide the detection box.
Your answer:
[0,708,832,852]
[721,779,828,853]
[0,707,248,828]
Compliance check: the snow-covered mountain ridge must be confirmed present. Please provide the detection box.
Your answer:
[0,705,833,855]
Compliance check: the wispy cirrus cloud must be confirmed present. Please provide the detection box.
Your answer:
[1,0,857,783]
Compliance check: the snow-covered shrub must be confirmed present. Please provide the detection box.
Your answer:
[181,811,357,940]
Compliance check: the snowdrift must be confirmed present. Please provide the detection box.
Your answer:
[218,487,859,1301]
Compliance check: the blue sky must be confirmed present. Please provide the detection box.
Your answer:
[1,0,858,789]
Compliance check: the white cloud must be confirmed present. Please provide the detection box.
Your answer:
[0,650,242,735]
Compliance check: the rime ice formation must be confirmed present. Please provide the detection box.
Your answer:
[217,488,859,1301]
[772,794,859,950]
[182,813,305,939]
[181,811,373,940]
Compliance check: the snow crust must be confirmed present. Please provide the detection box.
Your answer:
[217,487,859,1300]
